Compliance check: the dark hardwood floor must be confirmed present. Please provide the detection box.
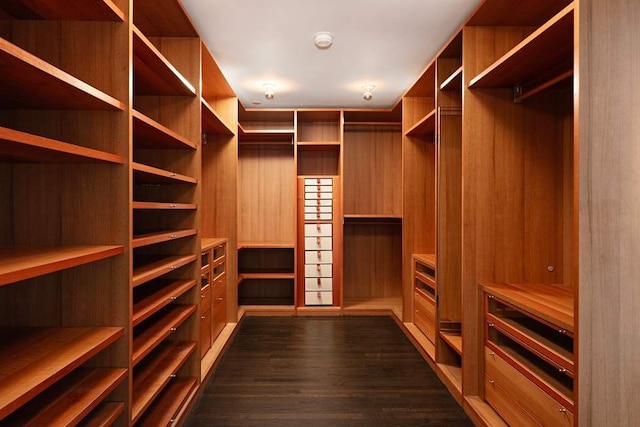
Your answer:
[185,316,472,427]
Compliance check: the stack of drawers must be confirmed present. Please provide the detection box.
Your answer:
[303,177,334,306]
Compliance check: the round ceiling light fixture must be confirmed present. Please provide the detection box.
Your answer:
[262,83,275,100]
[314,31,334,49]
[362,84,375,101]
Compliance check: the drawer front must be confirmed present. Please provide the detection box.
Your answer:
[305,236,333,250]
[200,285,211,312]
[212,271,226,289]
[305,263,333,277]
[485,374,540,427]
[305,291,333,306]
[304,223,332,237]
[304,205,333,214]
[304,277,333,291]
[305,250,333,264]
[304,185,333,193]
[484,347,574,427]
[304,198,333,207]
[414,291,436,344]
[304,212,332,221]
[212,286,226,340]
[305,191,333,200]
[305,178,332,186]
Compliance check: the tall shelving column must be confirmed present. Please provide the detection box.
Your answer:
[130,0,201,424]
[0,1,131,425]
[200,42,238,377]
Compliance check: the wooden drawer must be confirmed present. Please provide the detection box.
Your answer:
[212,243,225,264]
[305,236,332,250]
[304,191,333,200]
[305,177,332,186]
[304,212,332,221]
[304,198,333,207]
[485,373,540,427]
[212,285,225,340]
[485,347,574,427]
[305,250,333,264]
[201,250,211,273]
[200,284,211,312]
[200,308,211,358]
[304,223,332,237]
[305,263,332,278]
[212,271,226,289]
[414,290,436,344]
[304,184,333,193]
[304,205,333,214]
[304,277,333,291]
[305,290,333,306]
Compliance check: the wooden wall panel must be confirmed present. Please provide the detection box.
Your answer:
[343,127,402,216]
[238,145,295,243]
[343,223,402,300]
[579,0,640,425]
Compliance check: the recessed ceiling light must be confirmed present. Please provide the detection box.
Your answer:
[314,32,334,49]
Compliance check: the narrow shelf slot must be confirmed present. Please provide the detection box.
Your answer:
[132,162,197,185]
[0,0,126,21]
[3,367,127,426]
[0,245,123,287]
[0,38,124,110]
[0,327,123,420]
[469,4,574,89]
[83,401,125,427]
[343,215,402,225]
[237,242,295,250]
[133,201,197,210]
[133,26,196,96]
[238,272,295,283]
[405,108,436,137]
[132,255,197,287]
[133,110,197,150]
[132,229,198,249]
[132,305,196,366]
[440,332,463,356]
[0,126,124,164]
[135,377,197,426]
[202,99,235,136]
[132,341,196,423]
[133,279,197,326]
[414,253,436,270]
[440,66,463,91]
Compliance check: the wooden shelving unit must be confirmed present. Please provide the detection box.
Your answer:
[135,377,198,426]
[132,162,197,185]
[133,279,197,326]
[132,110,197,150]
[132,255,197,288]
[0,0,126,21]
[83,402,126,426]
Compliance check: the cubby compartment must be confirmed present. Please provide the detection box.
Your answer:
[238,247,295,307]
[296,110,341,144]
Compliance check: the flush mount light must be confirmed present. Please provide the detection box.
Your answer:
[362,84,375,101]
[262,83,275,100]
[314,31,334,49]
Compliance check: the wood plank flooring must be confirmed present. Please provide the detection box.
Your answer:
[185,316,472,426]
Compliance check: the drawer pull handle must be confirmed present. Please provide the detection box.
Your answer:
[488,352,495,358]
[317,192,321,198]
[217,297,223,301]
[317,264,321,272]
[559,408,567,413]
[558,368,567,373]
[317,185,321,191]
[170,296,177,301]
[317,278,321,286]
[170,203,176,208]
[488,323,495,328]
[316,206,321,212]
[317,199,321,205]
[316,224,321,232]
[201,294,206,298]
[317,292,321,298]
[170,265,177,270]
[316,213,321,219]
[316,178,321,184]
[170,327,177,332]
[317,250,321,258]
[316,236,321,245]
[170,374,177,378]
[488,380,495,385]
[488,294,495,299]
[170,172,177,177]
[201,315,206,319]
[558,329,567,334]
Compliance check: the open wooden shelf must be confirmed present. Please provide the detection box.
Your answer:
[0,0,125,21]
[0,126,125,164]
[0,327,123,420]
[136,377,197,426]
[132,162,197,185]
[202,237,229,251]
[480,283,574,333]
[0,38,124,111]
[132,255,197,287]
[343,215,402,224]
[437,363,463,402]
[132,341,196,423]
[296,141,341,147]
[133,26,195,96]
[133,279,197,326]
[202,99,235,136]
[414,253,437,270]
[83,401,125,427]
[238,272,295,283]
[237,241,295,250]
[440,331,463,356]
[405,108,436,137]
[133,109,197,150]
[4,367,127,426]
[132,229,198,249]
[469,4,574,89]
[132,305,196,366]
[238,125,294,144]
[0,246,124,287]
[440,66,463,91]
[133,0,198,37]
[132,201,197,210]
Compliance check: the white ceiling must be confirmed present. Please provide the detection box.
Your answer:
[181,0,482,109]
